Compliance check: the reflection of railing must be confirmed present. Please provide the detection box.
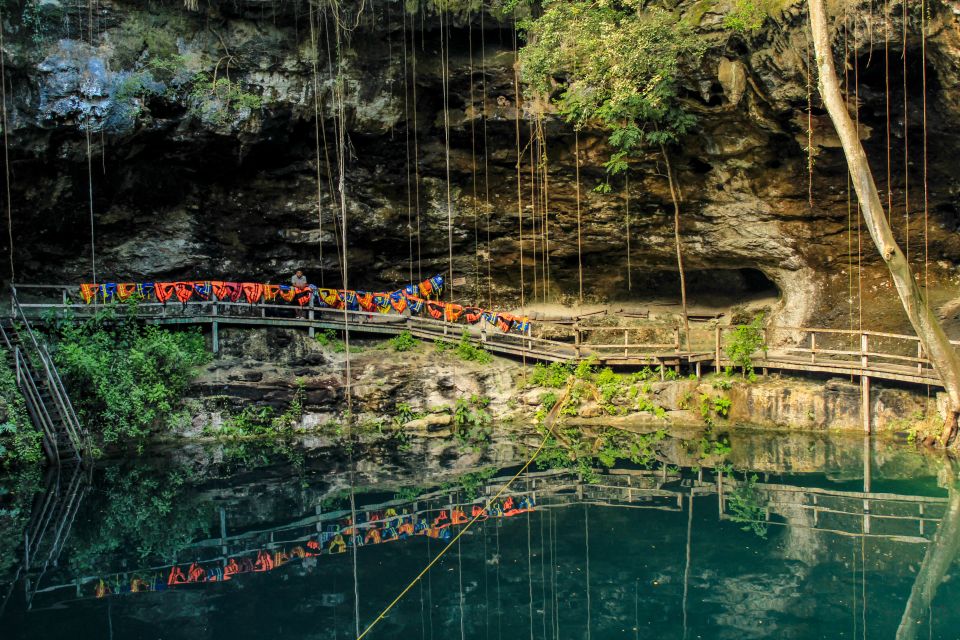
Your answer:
[718,475,947,543]
[16,466,950,606]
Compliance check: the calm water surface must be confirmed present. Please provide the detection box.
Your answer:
[1,431,958,639]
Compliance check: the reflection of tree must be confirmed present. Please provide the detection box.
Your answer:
[727,473,769,539]
[0,468,41,581]
[896,460,960,640]
[66,467,212,573]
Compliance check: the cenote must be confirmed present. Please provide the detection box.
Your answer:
[2,432,960,640]
[5,0,960,638]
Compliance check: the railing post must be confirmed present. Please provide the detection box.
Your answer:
[574,323,581,359]
[861,333,868,369]
[810,332,816,364]
[14,346,20,384]
[714,325,721,374]
[762,328,769,376]
[211,295,219,355]
[862,375,871,434]
[308,295,315,338]
[917,342,923,376]
[624,329,628,357]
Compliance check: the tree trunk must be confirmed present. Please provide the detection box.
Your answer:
[661,146,691,351]
[896,461,960,640]
[808,0,960,445]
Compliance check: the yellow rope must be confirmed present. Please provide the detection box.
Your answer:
[355,383,572,640]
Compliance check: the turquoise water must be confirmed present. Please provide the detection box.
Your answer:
[1,433,958,639]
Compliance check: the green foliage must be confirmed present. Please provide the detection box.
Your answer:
[520,0,706,182]
[723,0,764,32]
[389,331,417,352]
[110,13,185,68]
[447,467,499,500]
[723,0,776,33]
[712,375,733,391]
[596,367,623,402]
[536,426,666,482]
[727,473,769,538]
[393,485,425,501]
[453,395,493,450]
[316,329,347,352]
[725,314,766,377]
[530,361,572,388]
[695,430,732,460]
[435,338,452,353]
[540,392,559,411]
[454,330,492,363]
[51,306,210,447]
[68,467,212,571]
[0,468,42,580]
[0,347,42,466]
[21,0,46,46]
[393,401,421,427]
[574,356,598,380]
[595,428,665,468]
[114,72,159,104]
[148,55,190,83]
[658,364,680,381]
[189,73,263,126]
[699,393,731,426]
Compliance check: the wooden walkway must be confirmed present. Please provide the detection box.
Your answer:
[9,283,960,433]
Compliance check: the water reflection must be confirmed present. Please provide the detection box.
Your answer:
[1,432,959,639]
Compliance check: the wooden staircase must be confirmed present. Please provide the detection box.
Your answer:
[0,296,85,466]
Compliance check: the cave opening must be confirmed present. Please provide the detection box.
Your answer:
[613,267,779,308]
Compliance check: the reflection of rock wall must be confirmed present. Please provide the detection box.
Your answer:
[5,1,960,331]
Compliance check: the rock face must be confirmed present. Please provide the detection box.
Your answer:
[3,0,960,330]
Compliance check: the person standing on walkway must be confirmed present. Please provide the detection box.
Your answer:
[292,269,307,317]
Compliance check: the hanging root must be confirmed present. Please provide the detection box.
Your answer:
[940,409,959,448]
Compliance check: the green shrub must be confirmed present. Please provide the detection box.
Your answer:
[726,314,766,377]
[189,73,263,125]
[453,395,492,450]
[51,306,210,447]
[454,330,491,363]
[540,392,559,411]
[723,0,766,33]
[389,331,417,352]
[596,367,623,402]
[574,356,597,380]
[530,361,572,388]
[727,473,769,538]
[0,348,42,466]
[66,466,211,570]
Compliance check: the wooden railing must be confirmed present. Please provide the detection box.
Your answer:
[8,283,959,387]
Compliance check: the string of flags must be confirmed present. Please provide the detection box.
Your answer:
[92,494,535,598]
[76,275,531,334]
